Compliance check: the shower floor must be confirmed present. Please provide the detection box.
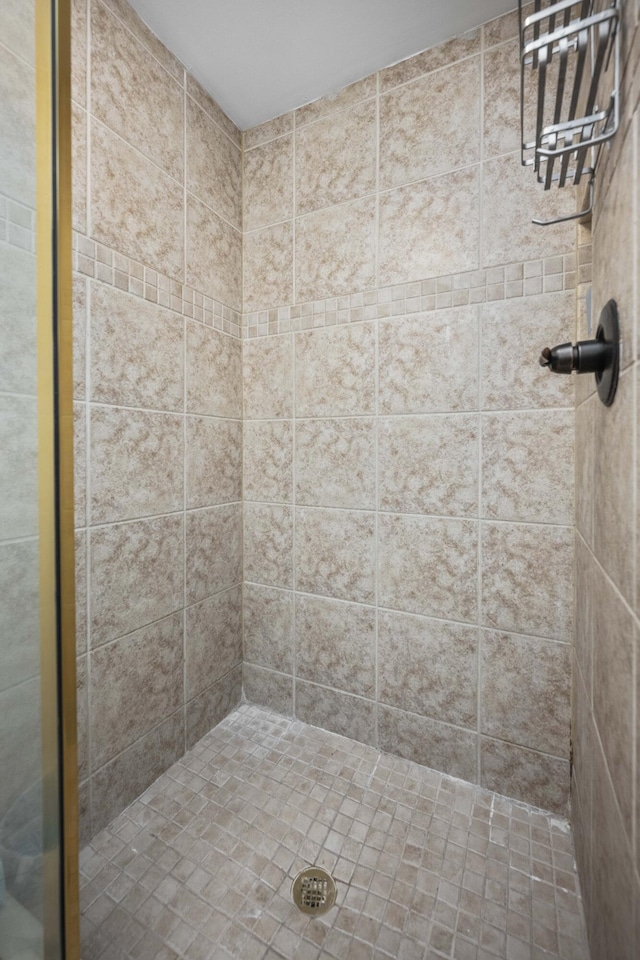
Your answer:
[80,705,590,960]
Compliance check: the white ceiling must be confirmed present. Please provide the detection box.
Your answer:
[128,0,517,131]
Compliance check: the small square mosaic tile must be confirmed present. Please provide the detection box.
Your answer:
[80,705,590,960]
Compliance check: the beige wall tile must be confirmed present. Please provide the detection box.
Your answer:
[295,594,376,697]
[378,514,478,622]
[71,0,86,106]
[243,221,294,312]
[77,783,91,849]
[575,534,595,693]
[186,665,242,750]
[379,30,481,91]
[90,120,184,279]
[186,96,241,229]
[481,630,570,757]
[185,503,242,604]
[0,243,36,396]
[296,101,376,215]
[186,416,242,509]
[186,196,242,309]
[296,197,376,301]
[90,282,184,411]
[378,705,477,781]
[90,514,184,648]
[243,420,293,503]
[74,402,86,528]
[480,293,575,410]
[91,711,184,834]
[100,0,184,83]
[480,738,569,814]
[243,335,293,420]
[295,322,376,417]
[243,112,293,150]
[90,0,183,180]
[378,610,478,727]
[243,134,293,230]
[379,166,480,285]
[575,397,595,545]
[295,507,376,604]
[186,321,242,418]
[0,678,41,813]
[379,307,478,414]
[243,664,293,716]
[75,530,87,656]
[72,102,87,232]
[76,655,88,781]
[90,612,184,769]
[0,395,37,540]
[483,38,536,160]
[0,47,34,206]
[379,414,478,516]
[481,410,574,525]
[186,75,240,147]
[483,5,533,47]
[185,585,242,699]
[89,406,183,524]
[244,503,293,589]
[295,75,376,127]
[296,418,376,509]
[481,522,573,641]
[295,681,376,746]
[380,57,480,189]
[243,583,293,672]
[73,275,87,400]
[0,540,39,692]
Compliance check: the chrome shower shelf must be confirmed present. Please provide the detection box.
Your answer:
[519,0,620,224]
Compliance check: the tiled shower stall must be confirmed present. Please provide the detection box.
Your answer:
[69,0,640,956]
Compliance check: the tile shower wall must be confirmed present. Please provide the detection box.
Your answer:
[571,1,640,957]
[71,0,243,842]
[241,7,579,814]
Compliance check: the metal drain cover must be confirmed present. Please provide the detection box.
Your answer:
[292,866,337,916]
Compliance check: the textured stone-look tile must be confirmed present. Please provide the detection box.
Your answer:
[244,503,293,589]
[483,37,537,160]
[89,514,184,648]
[295,507,375,604]
[186,196,242,310]
[74,402,86,528]
[101,0,184,83]
[90,612,183,769]
[296,197,376,301]
[379,706,477,781]
[481,630,571,757]
[0,395,37,540]
[379,307,479,414]
[71,0,86,105]
[185,504,242,604]
[72,102,87,232]
[575,397,595,545]
[0,243,36,396]
[76,654,88,782]
[379,29,481,90]
[295,75,376,127]
[0,45,34,206]
[296,101,376,215]
[186,321,242,419]
[575,534,595,693]
[481,522,573,641]
[378,514,478,622]
[243,221,294,312]
[295,681,376,746]
[296,418,376,509]
[592,563,635,838]
[481,293,575,409]
[73,274,87,400]
[378,610,477,726]
[295,322,375,417]
[243,134,293,230]
[380,57,480,189]
[243,583,293,672]
[243,664,293,716]
[482,154,575,266]
[91,712,184,834]
[186,416,242,508]
[482,410,574,524]
[186,585,242,699]
[90,0,183,180]
[243,112,292,150]
[379,414,478,516]
[75,530,87,656]
[594,368,634,606]
[481,738,569,814]
[90,283,184,411]
[0,539,39,692]
[295,594,375,697]
[187,96,241,228]
[379,166,480,285]
[90,406,183,524]
[243,335,293,419]
[186,73,240,143]
[90,120,183,279]
[0,678,40,814]
[186,664,242,749]
[243,420,293,503]
[483,4,533,46]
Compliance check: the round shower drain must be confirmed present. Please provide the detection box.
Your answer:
[292,866,337,916]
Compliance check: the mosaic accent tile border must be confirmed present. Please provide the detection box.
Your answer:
[0,194,36,253]
[243,250,591,340]
[72,230,242,339]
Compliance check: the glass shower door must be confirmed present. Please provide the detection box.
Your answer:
[0,0,77,957]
